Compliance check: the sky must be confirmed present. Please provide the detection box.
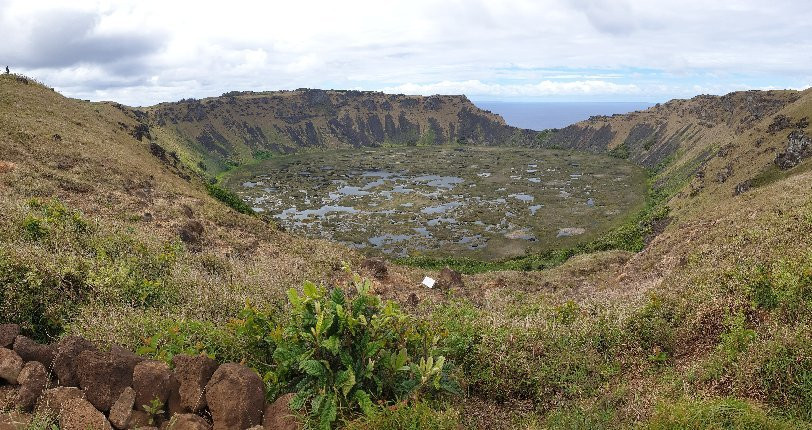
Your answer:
[1,0,811,106]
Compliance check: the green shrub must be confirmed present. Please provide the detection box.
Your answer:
[626,293,685,364]
[608,143,630,159]
[432,301,624,409]
[731,255,812,323]
[269,274,458,429]
[735,326,812,420]
[205,182,254,215]
[642,397,806,430]
[1,199,182,340]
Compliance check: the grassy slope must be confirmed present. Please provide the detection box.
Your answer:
[2,74,812,429]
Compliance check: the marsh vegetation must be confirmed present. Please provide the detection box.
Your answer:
[223,146,647,260]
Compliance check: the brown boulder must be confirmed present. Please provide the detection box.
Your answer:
[204,364,264,430]
[163,413,211,430]
[58,397,113,430]
[263,393,298,430]
[53,336,97,386]
[126,410,152,429]
[15,361,49,410]
[108,387,136,429]
[0,324,19,348]
[436,267,464,290]
[172,354,218,413]
[0,410,30,430]
[360,258,388,280]
[0,386,17,410]
[110,344,146,370]
[133,360,174,412]
[0,348,23,384]
[37,387,85,415]
[76,349,134,411]
[13,336,55,368]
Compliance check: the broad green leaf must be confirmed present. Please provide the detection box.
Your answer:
[321,335,340,354]
[337,367,356,397]
[303,281,317,298]
[300,359,324,377]
[287,288,300,308]
[355,390,374,416]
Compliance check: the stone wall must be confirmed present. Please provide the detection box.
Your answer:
[0,324,297,430]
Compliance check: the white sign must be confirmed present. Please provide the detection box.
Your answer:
[422,276,436,289]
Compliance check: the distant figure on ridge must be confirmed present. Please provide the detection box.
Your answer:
[4,66,8,74]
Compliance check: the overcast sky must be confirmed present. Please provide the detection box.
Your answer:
[1,0,810,106]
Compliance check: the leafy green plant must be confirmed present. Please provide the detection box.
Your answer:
[268,273,458,429]
[142,397,165,425]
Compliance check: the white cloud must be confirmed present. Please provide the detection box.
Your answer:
[382,80,640,97]
[1,0,810,105]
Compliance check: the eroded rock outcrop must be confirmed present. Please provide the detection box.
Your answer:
[775,130,812,170]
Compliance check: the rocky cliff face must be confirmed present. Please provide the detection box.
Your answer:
[145,89,535,169]
[542,90,802,168]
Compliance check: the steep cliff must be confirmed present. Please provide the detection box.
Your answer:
[140,89,536,173]
[542,90,802,169]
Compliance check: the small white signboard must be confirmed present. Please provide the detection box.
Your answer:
[422,276,436,289]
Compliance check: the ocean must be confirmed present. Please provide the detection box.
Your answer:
[474,101,654,131]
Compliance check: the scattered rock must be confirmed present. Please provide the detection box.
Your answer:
[0,348,23,384]
[406,293,419,307]
[716,162,733,183]
[775,130,812,170]
[163,413,211,430]
[557,227,586,237]
[179,220,205,249]
[133,360,174,412]
[38,387,85,415]
[172,354,218,413]
[435,267,464,290]
[0,324,19,348]
[54,336,97,387]
[263,393,298,430]
[13,336,55,368]
[15,361,49,410]
[108,387,136,429]
[360,258,388,280]
[76,350,134,412]
[767,114,793,133]
[59,397,113,430]
[205,364,264,430]
[734,180,752,196]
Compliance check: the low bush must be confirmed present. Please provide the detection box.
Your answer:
[205,182,255,215]
[268,273,458,428]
